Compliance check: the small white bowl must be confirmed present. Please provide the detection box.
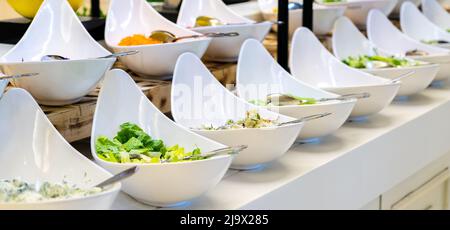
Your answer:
[322,0,397,28]
[392,0,421,15]
[177,0,271,62]
[400,2,450,49]
[422,0,450,32]
[237,39,355,141]
[290,27,399,120]
[172,53,303,169]
[91,69,233,207]
[0,89,121,210]
[0,0,115,106]
[105,0,211,78]
[367,9,450,82]
[258,0,346,36]
[333,16,439,96]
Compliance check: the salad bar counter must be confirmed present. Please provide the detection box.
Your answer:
[3,0,450,211]
[112,84,450,209]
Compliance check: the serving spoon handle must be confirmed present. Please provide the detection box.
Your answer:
[318,92,371,102]
[41,51,139,61]
[161,145,247,163]
[95,166,139,189]
[391,71,415,83]
[0,73,39,80]
[277,112,332,127]
[172,32,240,42]
[99,50,139,59]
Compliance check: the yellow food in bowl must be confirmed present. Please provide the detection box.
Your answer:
[7,0,84,19]
[118,34,163,46]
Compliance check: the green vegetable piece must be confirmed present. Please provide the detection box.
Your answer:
[122,137,144,152]
[115,122,150,144]
[148,139,164,152]
[95,136,122,155]
[98,152,119,163]
[119,152,131,163]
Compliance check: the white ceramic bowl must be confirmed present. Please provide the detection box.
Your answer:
[422,0,450,32]
[258,0,346,36]
[237,39,355,141]
[400,2,450,49]
[91,69,232,207]
[105,0,211,78]
[392,0,421,15]
[333,16,439,96]
[367,9,450,82]
[0,0,115,106]
[0,44,12,57]
[290,27,399,120]
[177,0,271,62]
[172,53,303,169]
[320,0,397,28]
[0,89,120,210]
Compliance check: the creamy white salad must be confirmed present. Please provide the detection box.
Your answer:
[0,179,102,203]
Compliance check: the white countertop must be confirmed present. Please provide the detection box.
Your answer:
[112,84,450,210]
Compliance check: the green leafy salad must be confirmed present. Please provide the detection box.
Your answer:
[342,55,420,69]
[95,122,204,164]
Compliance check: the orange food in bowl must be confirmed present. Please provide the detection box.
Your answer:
[118,34,163,46]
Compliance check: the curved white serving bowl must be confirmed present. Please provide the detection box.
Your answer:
[320,0,396,28]
[105,0,211,78]
[0,89,120,210]
[172,53,302,169]
[177,0,271,62]
[237,39,355,140]
[400,2,450,49]
[392,0,421,15]
[0,44,12,57]
[367,9,450,81]
[290,27,399,119]
[422,0,450,32]
[91,69,233,207]
[333,16,439,96]
[258,0,346,36]
[0,0,114,106]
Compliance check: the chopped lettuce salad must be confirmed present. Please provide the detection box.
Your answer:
[96,122,204,163]
[0,179,102,203]
[342,55,420,69]
[199,110,278,130]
